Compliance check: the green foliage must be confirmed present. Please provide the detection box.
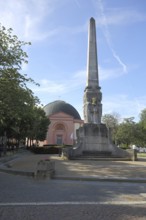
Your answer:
[140,108,146,128]
[102,112,120,144]
[136,109,146,146]
[115,117,136,147]
[27,107,50,142]
[0,24,49,145]
[30,146,59,154]
[137,153,146,157]
[102,112,120,128]
[0,25,28,69]
[102,111,146,148]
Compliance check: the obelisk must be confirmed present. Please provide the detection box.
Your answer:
[63,17,133,160]
[87,17,99,88]
[84,17,102,124]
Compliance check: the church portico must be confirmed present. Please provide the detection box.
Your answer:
[52,123,67,145]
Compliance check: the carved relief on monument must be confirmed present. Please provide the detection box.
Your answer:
[85,96,98,124]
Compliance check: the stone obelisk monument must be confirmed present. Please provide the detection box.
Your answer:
[65,17,133,159]
[84,17,102,125]
[74,17,110,154]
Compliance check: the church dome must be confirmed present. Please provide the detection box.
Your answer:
[44,100,81,120]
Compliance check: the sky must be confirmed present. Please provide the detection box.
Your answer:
[0,0,146,122]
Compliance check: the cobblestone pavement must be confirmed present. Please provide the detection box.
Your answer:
[1,150,146,220]
[0,204,146,220]
[1,152,146,180]
[0,161,146,220]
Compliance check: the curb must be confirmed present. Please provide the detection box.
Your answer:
[1,166,145,183]
[54,175,146,183]
[0,156,18,165]
[0,167,34,177]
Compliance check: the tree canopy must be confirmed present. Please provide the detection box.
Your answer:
[102,112,120,144]
[115,117,136,147]
[102,112,146,148]
[0,24,49,147]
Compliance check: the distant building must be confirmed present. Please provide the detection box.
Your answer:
[42,100,83,146]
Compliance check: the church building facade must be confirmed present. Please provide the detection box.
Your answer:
[42,100,83,146]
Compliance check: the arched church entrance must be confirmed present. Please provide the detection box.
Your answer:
[53,123,66,145]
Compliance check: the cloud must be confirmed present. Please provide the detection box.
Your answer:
[72,66,126,82]
[0,0,62,41]
[32,65,126,98]
[99,66,126,80]
[33,79,66,94]
[110,49,127,73]
[31,66,146,122]
[73,70,86,81]
[103,94,146,121]
[96,8,146,26]
[32,72,84,95]
[96,0,128,73]
[0,0,87,43]
[73,0,81,8]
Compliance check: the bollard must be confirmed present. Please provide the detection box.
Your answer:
[34,160,55,179]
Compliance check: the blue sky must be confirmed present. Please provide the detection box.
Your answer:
[1,0,146,121]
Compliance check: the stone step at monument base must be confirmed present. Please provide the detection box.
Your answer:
[83,151,112,157]
[72,151,130,161]
[73,156,130,161]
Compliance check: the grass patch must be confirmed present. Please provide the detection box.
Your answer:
[137,153,146,157]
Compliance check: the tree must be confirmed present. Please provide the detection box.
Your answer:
[115,117,136,147]
[133,123,146,147]
[102,112,120,144]
[0,24,43,149]
[135,109,146,147]
[26,107,50,146]
[139,108,146,129]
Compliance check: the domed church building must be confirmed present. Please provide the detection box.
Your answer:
[42,100,83,146]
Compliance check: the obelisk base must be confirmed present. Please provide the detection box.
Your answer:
[62,123,134,160]
[76,123,110,153]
